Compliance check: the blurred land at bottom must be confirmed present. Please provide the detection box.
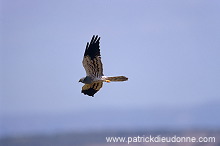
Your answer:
[0,130,219,146]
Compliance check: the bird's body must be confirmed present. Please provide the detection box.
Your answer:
[79,35,128,97]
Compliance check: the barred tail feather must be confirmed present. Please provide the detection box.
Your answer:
[106,76,128,82]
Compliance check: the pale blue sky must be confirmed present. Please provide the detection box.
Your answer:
[1,0,220,117]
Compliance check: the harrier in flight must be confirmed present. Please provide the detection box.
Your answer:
[79,35,128,97]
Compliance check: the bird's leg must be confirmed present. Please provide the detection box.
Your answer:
[105,80,111,83]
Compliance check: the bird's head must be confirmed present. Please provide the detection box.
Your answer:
[79,76,93,84]
[79,77,85,83]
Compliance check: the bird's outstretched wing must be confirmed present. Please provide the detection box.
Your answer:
[81,82,103,97]
[82,35,104,78]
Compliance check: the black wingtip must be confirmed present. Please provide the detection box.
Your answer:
[82,88,98,97]
[91,35,100,44]
[84,35,101,60]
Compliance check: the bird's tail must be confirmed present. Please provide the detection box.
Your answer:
[105,76,128,82]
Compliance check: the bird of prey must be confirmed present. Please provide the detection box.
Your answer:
[79,35,128,97]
